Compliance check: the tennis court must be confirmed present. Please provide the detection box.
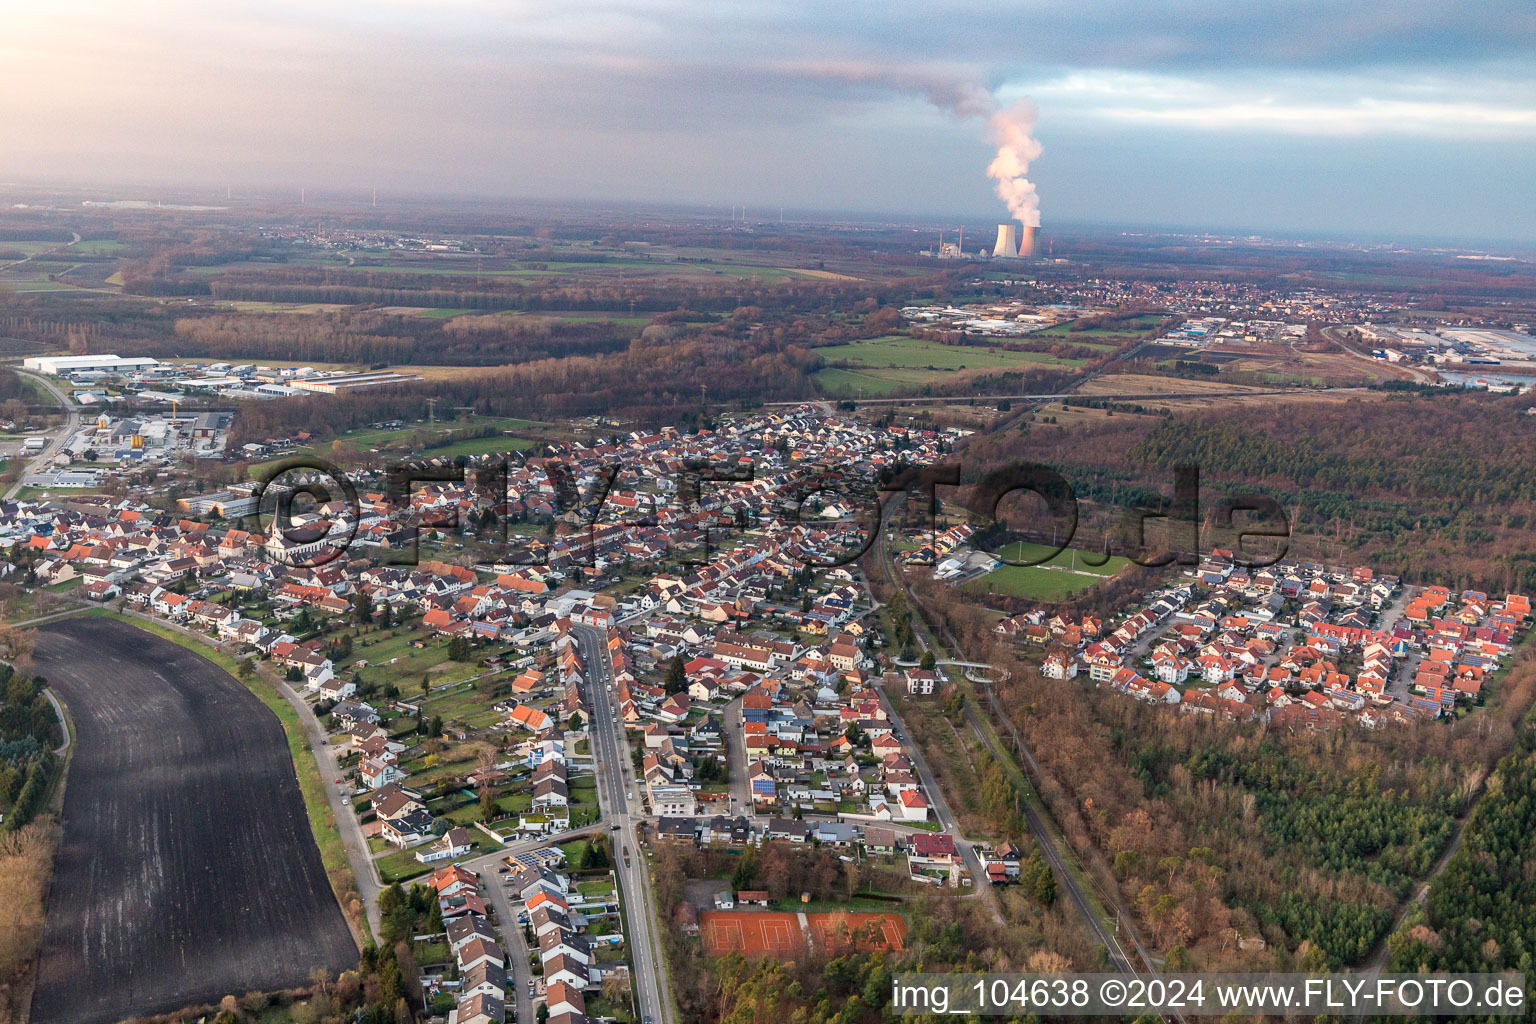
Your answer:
[700,911,806,956]
[700,910,906,957]
[808,912,907,954]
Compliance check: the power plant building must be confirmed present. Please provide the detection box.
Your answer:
[1018,225,1037,259]
[991,223,1037,259]
[992,224,1020,259]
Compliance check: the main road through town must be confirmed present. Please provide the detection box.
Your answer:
[572,623,674,1024]
[6,369,81,499]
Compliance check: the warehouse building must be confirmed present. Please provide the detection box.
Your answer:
[23,354,161,376]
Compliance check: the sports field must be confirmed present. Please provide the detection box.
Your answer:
[966,543,1133,600]
[992,541,1131,575]
[807,912,908,955]
[700,910,906,957]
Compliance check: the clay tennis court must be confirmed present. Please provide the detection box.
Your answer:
[808,911,907,954]
[700,910,906,957]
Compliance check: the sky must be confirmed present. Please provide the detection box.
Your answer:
[4,1,1535,241]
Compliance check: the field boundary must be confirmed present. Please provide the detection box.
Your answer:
[95,610,368,949]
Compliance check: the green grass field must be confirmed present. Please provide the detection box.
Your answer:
[577,878,615,898]
[818,334,1083,372]
[966,568,1104,600]
[261,415,548,464]
[814,333,1084,396]
[71,239,130,255]
[965,543,1132,600]
[376,848,433,883]
[423,434,535,458]
[991,541,1131,575]
[811,367,907,395]
[341,631,471,689]
[1028,314,1163,344]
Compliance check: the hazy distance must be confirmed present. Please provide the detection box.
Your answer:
[4,0,1535,241]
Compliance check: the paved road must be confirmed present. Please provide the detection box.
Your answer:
[472,860,535,1023]
[1324,326,1438,385]
[1377,587,1421,704]
[267,668,386,941]
[864,683,1004,924]
[720,696,755,817]
[460,825,601,1024]
[6,370,81,499]
[573,623,674,1024]
[765,386,1367,408]
[43,688,70,755]
[868,512,1150,977]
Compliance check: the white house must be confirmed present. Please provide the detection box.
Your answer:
[898,789,929,821]
[415,827,475,863]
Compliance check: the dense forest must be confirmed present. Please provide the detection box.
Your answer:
[896,543,1536,972]
[0,656,58,834]
[1125,396,1536,591]
[957,393,1536,591]
[1387,717,1536,1004]
[226,321,823,442]
[163,311,635,365]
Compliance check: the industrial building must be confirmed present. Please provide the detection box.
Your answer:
[288,370,424,394]
[1018,225,1037,259]
[992,224,1020,259]
[23,354,161,376]
[990,223,1037,259]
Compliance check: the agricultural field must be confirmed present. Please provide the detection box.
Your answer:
[1028,313,1164,343]
[245,415,553,471]
[69,239,130,255]
[814,333,1084,394]
[0,273,90,294]
[28,617,356,1024]
[186,243,872,289]
[1074,372,1271,397]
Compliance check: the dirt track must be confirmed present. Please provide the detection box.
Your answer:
[28,616,356,1024]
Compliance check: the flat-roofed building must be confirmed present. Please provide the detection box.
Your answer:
[23,354,161,376]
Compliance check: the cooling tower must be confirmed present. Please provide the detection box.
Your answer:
[1019,225,1037,259]
[993,223,1020,259]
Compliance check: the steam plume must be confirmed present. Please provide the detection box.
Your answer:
[985,101,1043,227]
[790,65,1043,225]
